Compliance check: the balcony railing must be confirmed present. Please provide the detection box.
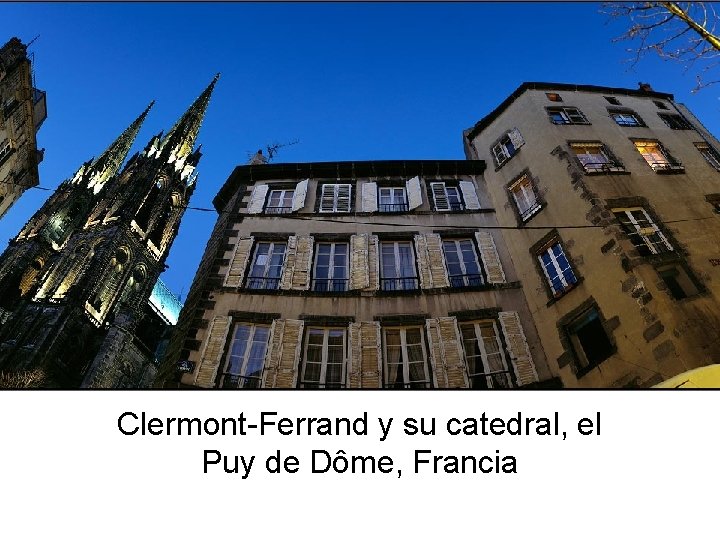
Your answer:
[264,206,293,215]
[379,203,409,213]
[246,277,281,290]
[448,202,464,211]
[312,278,349,292]
[448,274,484,288]
[580,161,625,174]
[221,374,261,389]
[647,159,685,172]
[520,202,543,221]
[380,277,420,291]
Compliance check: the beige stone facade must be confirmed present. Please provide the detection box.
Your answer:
[162,160,556,389]
[464,82,720,388]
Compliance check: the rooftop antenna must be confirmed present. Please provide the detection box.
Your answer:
[245,139,300,164]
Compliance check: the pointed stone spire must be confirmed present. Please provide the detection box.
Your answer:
[86,101,154,192]
[159,74,219,164]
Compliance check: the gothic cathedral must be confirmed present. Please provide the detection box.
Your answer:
[0,76,218,388]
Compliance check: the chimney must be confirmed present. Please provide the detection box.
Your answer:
[638,82,653,92]
[249,149,267,165]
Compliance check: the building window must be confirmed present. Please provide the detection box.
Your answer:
[604,96,621,105]
[609,110,645,127]
[0,139,13,166]
[220,323,270,388]
[565,306,615,373]
[545,92,563,102]
[265,189,294,214]
[657,264,700,300]
[659,113,694,130]
[459,320,513,389]
[653,100,669,110]
[430,182,463,211]
[546,107,590,125]
[537,240,578,298]
[508,173,542,221]
[612,207,673,256]
[491,129,524,167]
[570,142,624,173]
[301,327,347,388]
[383,327,430,388]
[442,239,484,287]
[380,241,418,291]
[378,187,408,212]
[633,140,684,172]
[312,242,348,292]
[319,184,352,213]
[246,241,286,289]
[695,142,720,171]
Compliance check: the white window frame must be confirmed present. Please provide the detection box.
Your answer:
[570,142,622,173]
[301,327,348,388]
[246,241,287,289]
[442,238,484,287]
[492,134,515,166]
[695,142,720,171]
[221,323,270,389]
[380,240,418,290]
[382,326,430,388]
[459,320,513,389]
[508,174,541,220]
[430,182,463,211]
[610,112,643,127]
[547,106,589,125]
[537,241,578,297]
[265,189,295,214]
[319,183,352,213]
[612,207,673,255]
[312,242,349,292]
[378,186,408,212]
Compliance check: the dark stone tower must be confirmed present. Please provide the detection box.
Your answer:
[0,76,218,387]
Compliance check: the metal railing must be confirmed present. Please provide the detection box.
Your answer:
[264,206,293,215]
[221,374,261,389]
[448,274,484,288]
[580,161,625,173]
[379,203,409,212]
[647,159,684,172]
[520,203,542,221]
[312,278,349,292]
[380,277,420,291]
[246,277,281,290]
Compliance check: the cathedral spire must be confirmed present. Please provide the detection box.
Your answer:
[158,74,219,164]
[86,101,154,192]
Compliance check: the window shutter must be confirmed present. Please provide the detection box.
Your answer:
[414,233,449,289]
[279,235,298,290]
[320,184,336,212]
[195,315,231,388]
[262,319,304,388]
[431,182,449,211]
[336,184,352,212]
[492,143,507,167]
[361,182,378,212]
[475,231,506,283]
[508,128,525,149]
[348,321,382,388]
[291,179,309,212]
[406,176,423,210]
[459,180,481,210]
[498,311,539,386]
[224,236,254,288]
[349,233,369,290]
[280,234,313,290]
[247,184,268,214]
[365,234,380,291]
[426,317,468,389]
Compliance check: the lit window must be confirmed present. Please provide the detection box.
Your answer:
[633,140,683,172]
[221,323,270,388]
[265,189,294,214]
[442,239,484,287]
[380,241,418,291]
[508,173,542,221]
[659,113,694,130]
[319,184,352,213]
[430,182,463,211]
[546,92,563,102]
[695,142,720,171]
[246,241,286,289]
[459,320,513,389]
[610,110,645,127]
[301,327,347,388]
[570,142,624,173]
[537,240,578,298]
[565,306,614,373]
[383,327,430,388]
[378,187,408,212]
[547,107,590,125]
[312,242,348,292]
[612,207,673,256]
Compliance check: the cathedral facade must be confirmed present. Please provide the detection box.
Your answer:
[0,76,217,388]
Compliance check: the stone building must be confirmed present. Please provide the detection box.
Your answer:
[0,76,217,387]
[0,37,47,220]
[463,82,720,388]
[159,159,559,389]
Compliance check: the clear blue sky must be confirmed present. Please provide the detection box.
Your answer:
[1,2,718,299]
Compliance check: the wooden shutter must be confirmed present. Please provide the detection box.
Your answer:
[224,236,254,288]
[319,184,336,212]
[431,182,449,211]
[336,184,352,212]
[292,179,309,212]
[459,180,481,210]
[406,176,423,210]
[414,233,449,289]
[361,182,378,213]
[508,128,525,150]
[365,234,380,291]
[475,231,506,284]
[195,316,231,388]
[280,234,313,290]
[426,317,468,389]
[262,319,304,388]
[247,184,268,214]
[349,234,369,290]
[498,311,539,386]
[349,321,382,388]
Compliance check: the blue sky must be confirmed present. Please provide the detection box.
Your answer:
[1,2,718,299]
